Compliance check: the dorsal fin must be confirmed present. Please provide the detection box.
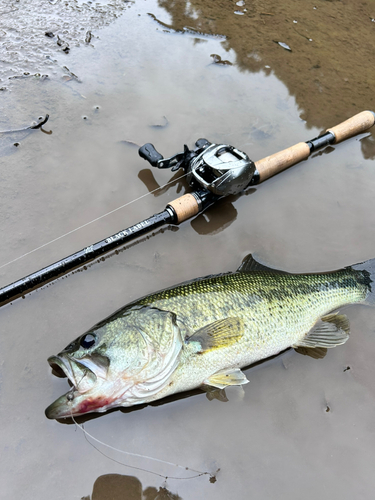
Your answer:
[237,254,289,274]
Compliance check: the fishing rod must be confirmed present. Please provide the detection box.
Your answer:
[0,110,374,304]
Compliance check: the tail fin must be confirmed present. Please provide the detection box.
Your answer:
[351,258,375,305]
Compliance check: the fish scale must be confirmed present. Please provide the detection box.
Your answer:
[45,255,374,418]
[138,270,365,341]
[135,270,366,397]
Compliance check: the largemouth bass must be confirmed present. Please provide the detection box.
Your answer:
[45,255,375,419]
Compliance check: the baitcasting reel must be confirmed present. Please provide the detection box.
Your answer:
[138,139,257,197]
[1,111,373,304]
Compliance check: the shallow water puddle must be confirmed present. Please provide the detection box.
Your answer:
[1,1,375,499]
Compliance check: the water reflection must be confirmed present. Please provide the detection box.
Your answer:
[138,169,186,197]
[139,166,238,234]
[190,202,238,235]
[138,168,257,235]
[83,474,182,500]
[1,2,374,499]
[154,0,375,129]
[360,135,375,160]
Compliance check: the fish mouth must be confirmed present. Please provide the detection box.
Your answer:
[46,354,111,420]
[47,355,98,394]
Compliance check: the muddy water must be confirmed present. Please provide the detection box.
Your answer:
[1,0,375,498]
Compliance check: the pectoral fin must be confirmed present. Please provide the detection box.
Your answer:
[186,317,244,352]
[204,368,249,390]
[293,313,350,357]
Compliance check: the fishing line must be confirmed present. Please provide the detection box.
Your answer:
[0,153,255,274]
[70,411,215,481]
[0,172,190,271]
[64,331,216,482]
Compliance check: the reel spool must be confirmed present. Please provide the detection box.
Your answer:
[139,138,256,197]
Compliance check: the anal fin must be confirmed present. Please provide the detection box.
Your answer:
[293,313,350,356]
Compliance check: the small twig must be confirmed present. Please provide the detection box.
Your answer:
[62,66,82,83]
[0,114,50,134]
[293,28,312,41]
[41,127,53,135]
[29,114,50,129]
[149,116,169,129]
[119,140,140,147]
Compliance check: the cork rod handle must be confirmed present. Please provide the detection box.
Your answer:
[326,110,375,143]
[166,111,375,221]
[167,194,200,224]
[255,110,375,182]
[255,142,310,183]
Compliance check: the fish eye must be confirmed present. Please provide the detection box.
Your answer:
[79,333,96,349]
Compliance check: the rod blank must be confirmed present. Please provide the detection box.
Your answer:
[0,110,373,305]
[0,210,174,304]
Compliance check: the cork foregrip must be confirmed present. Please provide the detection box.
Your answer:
[167,194,199,224]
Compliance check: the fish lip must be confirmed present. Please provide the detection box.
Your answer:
[48,355,73,381]
[48,355,78,388]
[46,353,113,419]
[47,354,98,394]
[45,389,114,420]
[45,390,77,420]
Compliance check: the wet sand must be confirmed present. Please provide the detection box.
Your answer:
[1,1,375,498]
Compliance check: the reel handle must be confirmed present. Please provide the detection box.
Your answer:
[255,110,375,182]
[138,143,163,167]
